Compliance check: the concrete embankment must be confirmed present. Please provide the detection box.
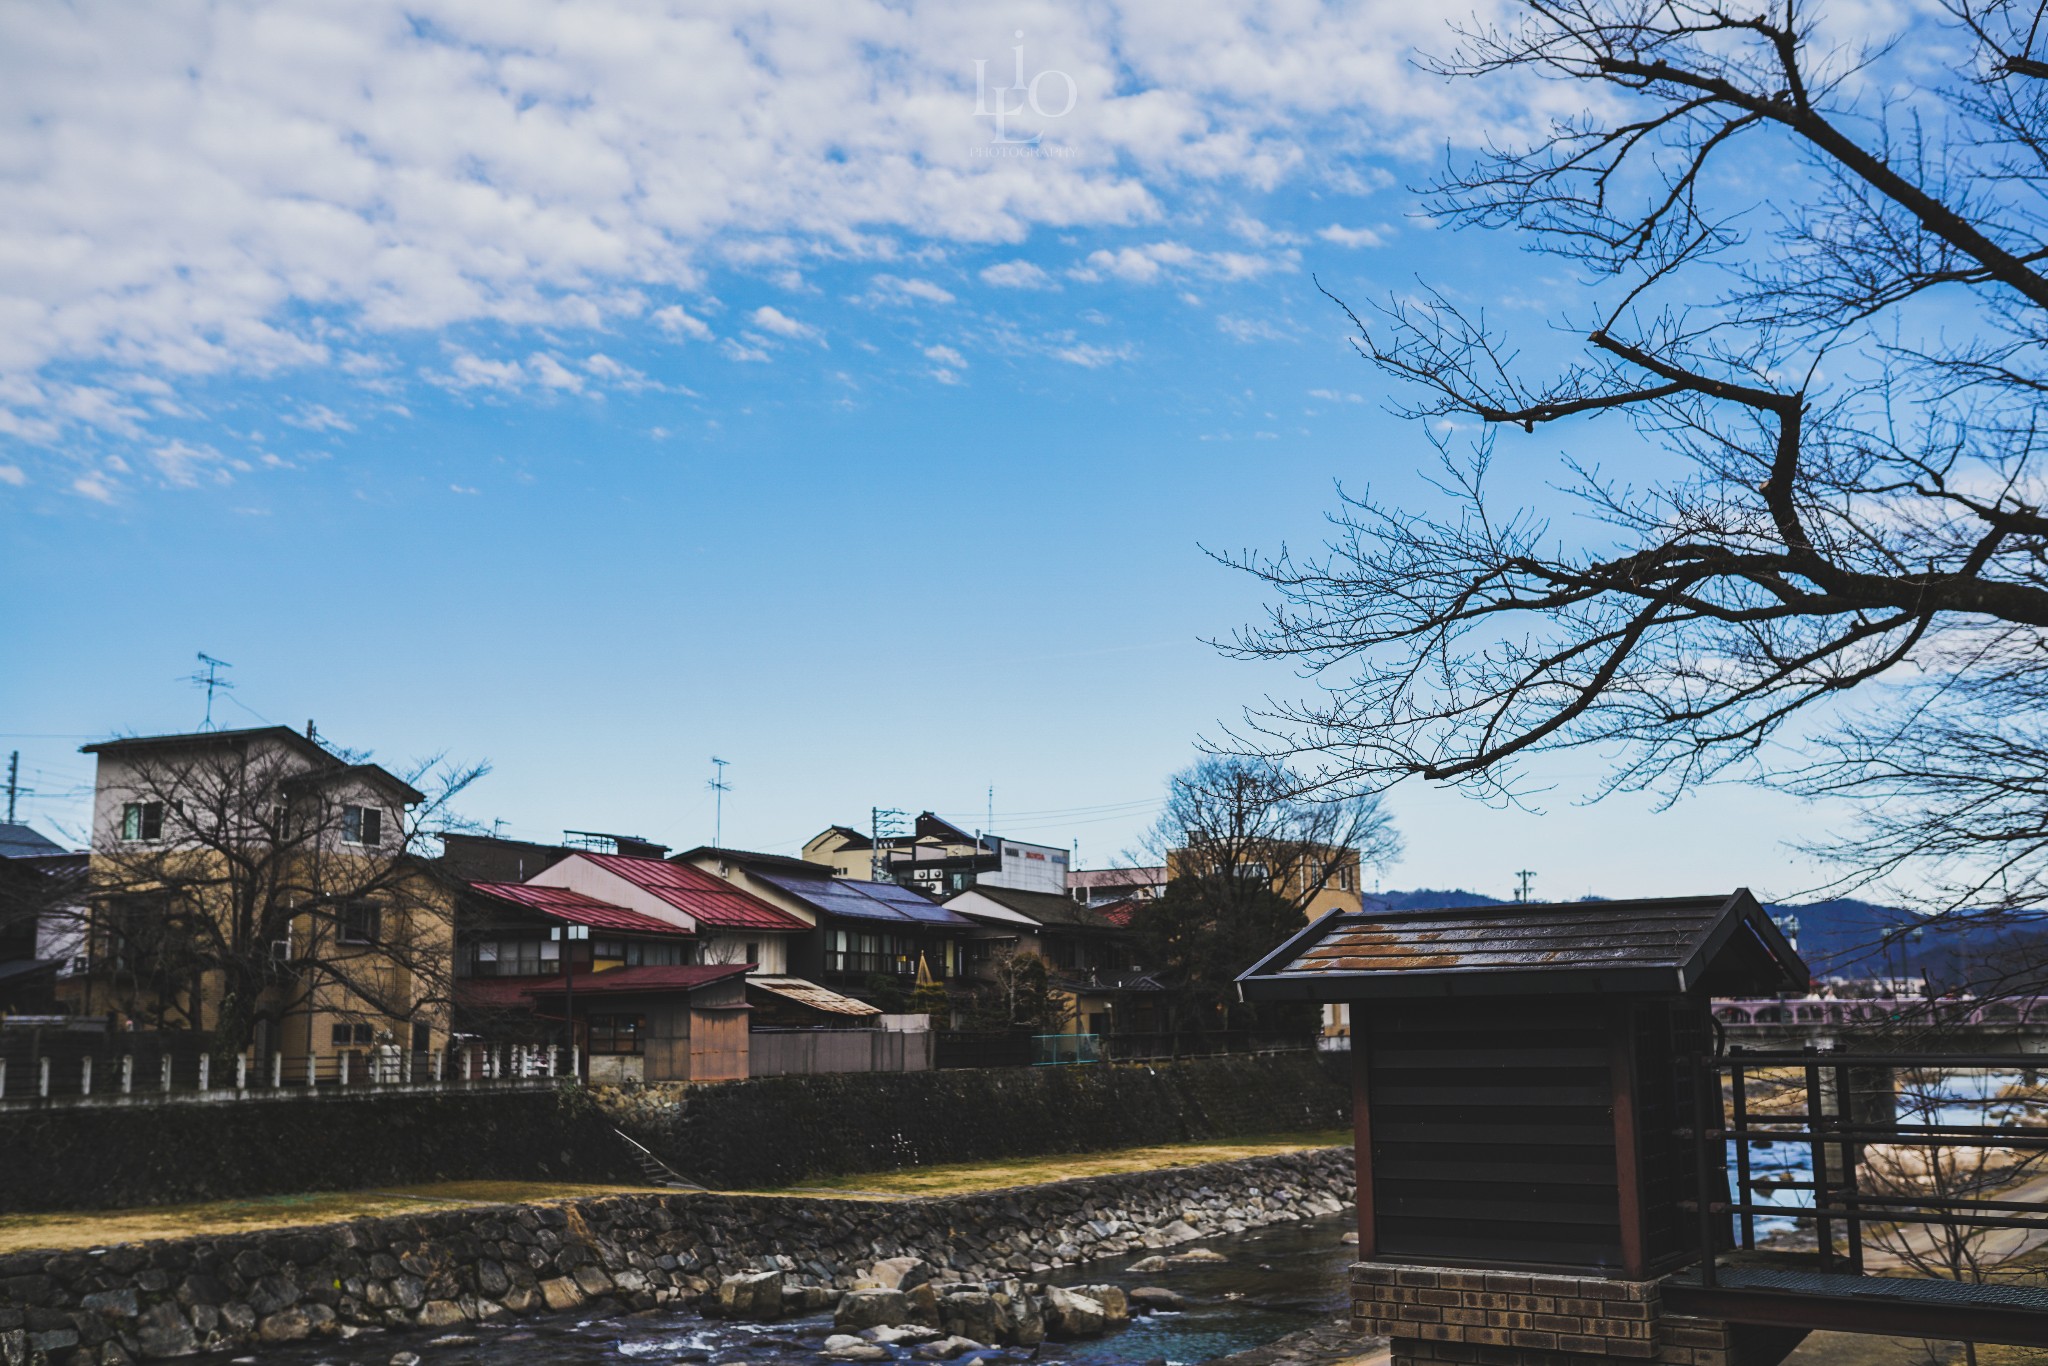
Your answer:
[0,1148,1353,1366]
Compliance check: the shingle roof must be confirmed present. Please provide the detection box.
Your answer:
[575,853,811,931]
[467,881,691,936]
[753,870,974,927]
[952,885,1125,930]
[748,975,882,1017]
[674,846,837,876]
[81,727,426,803]
[0,824,66,859]
[1237,889,1805,1000]
[523,963,752,998]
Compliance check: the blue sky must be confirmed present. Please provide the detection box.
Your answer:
[0,0,1858,900]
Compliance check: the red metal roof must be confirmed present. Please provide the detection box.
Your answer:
[576,853,811,932]
[468,881,691,936]
[522,963,753,998]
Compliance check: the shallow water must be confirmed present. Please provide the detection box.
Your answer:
[242,1213,1359,1366]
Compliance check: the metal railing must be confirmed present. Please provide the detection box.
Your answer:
[1031,1033,1101,1066]
[1714,997,2048,1028]
[0,1041,575,1109]
[1684,1044,2048,1286]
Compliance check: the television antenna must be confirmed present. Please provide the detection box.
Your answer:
[708,757,732,847]
[185,653,234,728]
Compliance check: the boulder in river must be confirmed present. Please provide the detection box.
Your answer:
[834,1289,910,1332]
[712,1270,785,1320]
[859,1257,934,1292]
[913,1336,987,1359]
[1069,1285,1128,1325]
[1164,1248,1227,1267]
[1128,1287,1186,1313]
[1125,1256,1169,1273]
[1041,1286,1107,1339]
[822,1333,890,1360]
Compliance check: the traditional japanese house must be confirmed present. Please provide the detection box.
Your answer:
[1236,890,1806,1279]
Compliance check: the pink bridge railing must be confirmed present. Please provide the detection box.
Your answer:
[1713,997,2048,1028]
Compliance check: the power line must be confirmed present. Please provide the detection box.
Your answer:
[1513,869,1537,904]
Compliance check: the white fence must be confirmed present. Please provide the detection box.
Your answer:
[0,1043,575,1110]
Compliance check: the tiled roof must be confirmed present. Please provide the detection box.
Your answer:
[576,853,811,931]
[957,885,1123,930]
[1238,889,1805,1001]
[0,824,67,859]
[467,882,690,936]
[523,963,753,997]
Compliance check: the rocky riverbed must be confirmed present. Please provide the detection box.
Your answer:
[233,1212,1369,1366]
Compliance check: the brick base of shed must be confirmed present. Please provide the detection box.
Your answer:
[1353,1264,1807,1366]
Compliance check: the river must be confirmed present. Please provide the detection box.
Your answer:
[232,1213,1361,1366]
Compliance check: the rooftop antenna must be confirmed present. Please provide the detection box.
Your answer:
[5,751,22,824]
[185,653,234,728]
[708,757,732,847]
[987,785,994,845]
[1513,869,1537,905]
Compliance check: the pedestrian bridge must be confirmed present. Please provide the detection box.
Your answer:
[1715,995,2048,1053]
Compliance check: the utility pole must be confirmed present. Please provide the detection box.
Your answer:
[708,757,732,847]
[5,751,17,824]
[186,653,234,728]
[870,807,906,882]
[1513,869,1537,904]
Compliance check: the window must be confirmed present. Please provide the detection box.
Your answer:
[342,804,382,846]
[410,1023,431,1053]
[339,901,381,945]
[463,938,559,977]
[586,1012,644,1055]
[330,1022,376,1047]
[743,942,759,965]
[120,801,164,842]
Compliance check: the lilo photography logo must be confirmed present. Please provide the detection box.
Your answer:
[972,30,1077,156]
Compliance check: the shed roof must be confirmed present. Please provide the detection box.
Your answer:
[467,881,691,936]
[748,975,882,1017]
[0,824,67,859]
[572,853,810,932]
[949,885,1125,930]
[1237,889,1805,1001]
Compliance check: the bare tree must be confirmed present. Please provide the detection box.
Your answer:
[79,729,484,1066]
[1217,0,2048,915]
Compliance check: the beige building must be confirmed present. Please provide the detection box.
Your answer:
[77,726,453,1071]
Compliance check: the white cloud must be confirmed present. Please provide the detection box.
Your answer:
[0,464,25,486]
[1216,314,1286,342]
[1317,224,1388,248]
[450,483,480,494]
[1308,388,1364,402]
[71,473,115,502]
[865,275,956,306]
[1054,341,1135,368]
[749,306,822,342]
[284,403,355,432]
[1074,241,1294,285]
[720,338,772,363]
[979,260,1055,290]
[924,345,966,368]
[652,305,713,341]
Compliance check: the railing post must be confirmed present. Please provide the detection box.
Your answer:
[1804,1046,1833,1272]
[1692,1052,1716,1285]
[198,1055,210,1092]
[0,1058,7,1101]
[121,1056,133,1095]
[80,1056,92,1097]
[462,1049,472,1082]
[433,1049,444,1083]
[571,1045,579,1080]
[236,1055,247,1090]
[340,1052,350,1087]
[1730,1054,1754,1251]
[401,1049,412,1085]
[306,1054,315,1089]
[161,1056,171,1091]
[547,1046,558,1078]
[39,1057,50,1098]
[1835,1058,1863,1275]
[271,1052,283,1089]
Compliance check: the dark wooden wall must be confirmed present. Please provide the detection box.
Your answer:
[1629,998,1722,1269]
[1364,996,1623,1271]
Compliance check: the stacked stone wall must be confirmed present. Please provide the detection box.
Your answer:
[599,1052,1352,1189]
[0,1148,1354,1366]
[0,1087,639,1214]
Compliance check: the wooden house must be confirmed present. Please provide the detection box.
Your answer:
[1237,889,1805,1279]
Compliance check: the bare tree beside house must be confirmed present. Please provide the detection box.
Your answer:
[77,726,484,1069]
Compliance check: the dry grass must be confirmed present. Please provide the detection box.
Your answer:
[748,1131,1353,1200]
[0,1181,665,1256]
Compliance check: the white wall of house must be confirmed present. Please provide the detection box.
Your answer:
[526,855,696,932]
[698,931,789,975]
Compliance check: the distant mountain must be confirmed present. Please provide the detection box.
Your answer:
[1369,888,1506,911]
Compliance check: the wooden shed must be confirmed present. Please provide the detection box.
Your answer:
[526,963,752,1084]
[1237,890,1804,1279]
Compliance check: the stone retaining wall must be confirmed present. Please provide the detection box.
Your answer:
[0,1148,1354,1366]
[598,1053,1351,1189]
